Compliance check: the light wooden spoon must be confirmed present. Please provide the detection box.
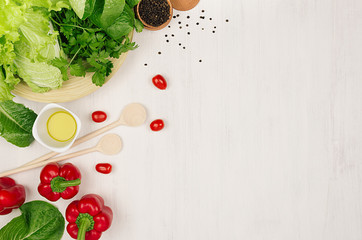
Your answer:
[23,103,146,167]
[0,134,122,177]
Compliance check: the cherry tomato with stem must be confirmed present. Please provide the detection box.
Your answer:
[95,163,112,174]
[152,75,167,90]
[150,119,165,131]
[92,111,107,123]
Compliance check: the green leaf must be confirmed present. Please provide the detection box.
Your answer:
[0,215,28,240]
[100,0,126,28]
[70,60,86,77]
[69,0,96,19]
[0,100,37,147]
[0,201,65,240]
[105,4,134,39]
[51,57,69,81]
[126,0,140,8]
[134,18,144,33]
[14,55,63,93]
[92,70,106,86]
[0,69,14,101]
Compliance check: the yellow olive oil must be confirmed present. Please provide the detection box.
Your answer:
[47,111,77,142]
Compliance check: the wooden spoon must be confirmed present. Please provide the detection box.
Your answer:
[23,103,147,167]
[0,134,122,177]
[136,0,173,31]
[170,0,199,11]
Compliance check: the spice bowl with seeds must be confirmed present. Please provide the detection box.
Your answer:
[136,0,173,31]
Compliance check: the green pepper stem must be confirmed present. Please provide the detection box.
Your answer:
[77,217,91,240]
[51,176,81,193]
[58,179,81,188]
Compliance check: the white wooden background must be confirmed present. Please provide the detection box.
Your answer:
[1,0,362,239]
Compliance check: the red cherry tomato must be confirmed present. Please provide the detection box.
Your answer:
[92,111,107,123]
[150,119,164,131]
[95,163,112,174]
[152,74,167,90]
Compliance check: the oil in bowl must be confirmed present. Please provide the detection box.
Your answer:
[47,111,77,142]
[33,104,81,152]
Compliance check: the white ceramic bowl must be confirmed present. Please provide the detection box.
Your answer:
[32,103,81,153]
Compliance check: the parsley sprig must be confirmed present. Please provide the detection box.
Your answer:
[51,9,137,86]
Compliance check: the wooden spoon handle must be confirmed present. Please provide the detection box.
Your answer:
[23,120,122,167]
[0,147,96,178]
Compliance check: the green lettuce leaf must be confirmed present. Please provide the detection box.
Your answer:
[12,7,63,92]
[0,0,67,96]
[0,201,65,240]
[105,3,134,39]
[16,8,59,61]
[90,0,125,29]
[0,0,24,43]
[126,0,140,8]
[0,100,37,147]
[29,0,70,11]
[69,0,96,19]
[14,55,63,93]
[0,68,14,101]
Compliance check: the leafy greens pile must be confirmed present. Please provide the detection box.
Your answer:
[0,0,142,100]
[0,0,143,148]
[51,0,143,86]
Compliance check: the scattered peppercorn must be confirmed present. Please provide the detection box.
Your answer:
[144,63,148,66]
[199,60,202,62]
[158,52,161,55]
[226,19,229,22]
[187,16,190,19]
[187,32,190,35]
[178,21,181,24]
[139,0,171,27]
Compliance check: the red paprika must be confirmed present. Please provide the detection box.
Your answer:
[38,163,81,202]
[0,177,26,215]
[66,194,113,240]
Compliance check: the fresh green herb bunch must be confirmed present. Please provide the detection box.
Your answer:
[51,9,137,86]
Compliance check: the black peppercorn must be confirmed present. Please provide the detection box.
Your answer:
[139,0,171,27]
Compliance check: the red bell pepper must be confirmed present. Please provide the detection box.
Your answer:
[0,177,26,215]
[38,163,81,202]
[66,194,113,240]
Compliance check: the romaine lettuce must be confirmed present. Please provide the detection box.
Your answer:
[0,100,37,147]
